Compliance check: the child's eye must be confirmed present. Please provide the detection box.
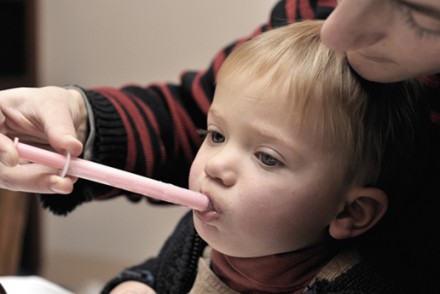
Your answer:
[256,152,282,167]
[198,129,225,143]
[210,131,225,143]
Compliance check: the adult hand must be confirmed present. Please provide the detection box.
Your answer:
[0,86,88,194]
[109,281,157,294]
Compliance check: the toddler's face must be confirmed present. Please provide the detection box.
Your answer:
[189,76,350,257]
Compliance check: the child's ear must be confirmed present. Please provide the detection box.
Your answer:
[329,187,388,240]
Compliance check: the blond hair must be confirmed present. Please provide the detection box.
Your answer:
[217,20,421,187]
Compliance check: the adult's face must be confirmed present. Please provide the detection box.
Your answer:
[321,0,440,82]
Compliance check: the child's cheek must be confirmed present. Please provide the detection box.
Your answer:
[188,154,204,191]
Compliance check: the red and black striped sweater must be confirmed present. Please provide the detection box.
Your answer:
[41,0,439,215]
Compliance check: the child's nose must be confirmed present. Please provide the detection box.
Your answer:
[204,148,237,187]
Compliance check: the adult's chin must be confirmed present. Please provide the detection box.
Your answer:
[347,51,411,83]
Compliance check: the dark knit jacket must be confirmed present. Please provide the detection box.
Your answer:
[100,211,401,294]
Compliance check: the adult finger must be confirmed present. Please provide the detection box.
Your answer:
[0,163,76,194]
[0,134,19,167]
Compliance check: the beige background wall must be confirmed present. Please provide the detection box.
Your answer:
[37,1,277,292]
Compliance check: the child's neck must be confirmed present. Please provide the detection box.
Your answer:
[211,243,339,293]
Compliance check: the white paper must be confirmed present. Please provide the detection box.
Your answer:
[0,276,73,294]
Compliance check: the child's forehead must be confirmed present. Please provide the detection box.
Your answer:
[219,70,293,103]
[214,77,312,138]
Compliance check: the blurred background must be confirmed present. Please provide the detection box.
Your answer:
[0,0,277,293]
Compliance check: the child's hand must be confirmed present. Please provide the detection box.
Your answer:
[109,281,157,294]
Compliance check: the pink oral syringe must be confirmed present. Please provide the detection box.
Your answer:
[14,138,209,211]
